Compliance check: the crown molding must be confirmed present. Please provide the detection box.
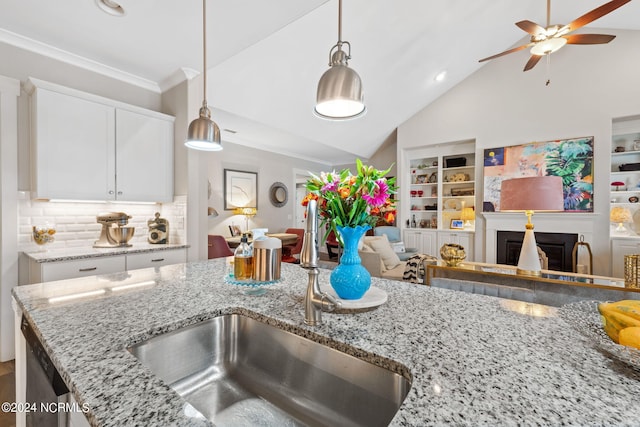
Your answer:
[0,28,161,93]
[159,68,199,92]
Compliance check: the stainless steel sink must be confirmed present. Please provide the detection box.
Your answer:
[128,314,411,427]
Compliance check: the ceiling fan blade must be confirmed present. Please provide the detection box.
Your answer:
[516,20,545,35]
[560,0,631,34]
[564,33,616,44]
[479,43,533,63]
[523,55,543,72]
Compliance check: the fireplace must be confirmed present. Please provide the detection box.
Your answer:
[496,231,578,272]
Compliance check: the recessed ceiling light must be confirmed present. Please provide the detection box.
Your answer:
[434,71,447,82]
[95,0,126,17]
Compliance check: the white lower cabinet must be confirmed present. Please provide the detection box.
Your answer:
[126,249,186,271]
[25,248,187,284]
[30,256,126,284]
[611,237,640,278]
[438,231,474,261]
[403,229,438,257]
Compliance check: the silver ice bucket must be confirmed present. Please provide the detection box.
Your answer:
[252,237,282,281]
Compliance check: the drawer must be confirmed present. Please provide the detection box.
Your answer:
[37,255,126,283]
[126,249,186,271]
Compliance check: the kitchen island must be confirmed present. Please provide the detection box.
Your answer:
[12,259,640,426]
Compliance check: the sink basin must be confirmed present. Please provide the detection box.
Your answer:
[128,314,411,427]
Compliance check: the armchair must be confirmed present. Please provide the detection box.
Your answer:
[208,235,234,259]
[282,228,304,263]
[325,229,341,259]
[373,226,418,261]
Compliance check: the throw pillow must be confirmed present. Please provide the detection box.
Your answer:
[367,234,402,270]
[390,241,406,253]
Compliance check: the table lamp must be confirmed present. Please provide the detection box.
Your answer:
[460,207,475,229]
[500,176,564,276]
[233,207,257,232]
[610,206,632,234]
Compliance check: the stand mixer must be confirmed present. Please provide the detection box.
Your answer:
[94,212,135,248]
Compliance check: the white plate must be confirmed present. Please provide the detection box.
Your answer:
[320,285,388,309]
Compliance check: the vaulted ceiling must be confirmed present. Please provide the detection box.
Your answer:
[1,0,639,164]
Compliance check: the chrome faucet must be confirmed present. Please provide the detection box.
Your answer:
[300,199,341,326]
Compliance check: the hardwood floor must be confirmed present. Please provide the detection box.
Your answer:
[0,360,15,427]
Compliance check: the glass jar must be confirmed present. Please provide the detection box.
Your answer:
[234,233,253,280]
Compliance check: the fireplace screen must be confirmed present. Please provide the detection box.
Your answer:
[497,231,578,272]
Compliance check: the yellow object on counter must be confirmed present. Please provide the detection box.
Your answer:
[598,300,640,347]
[619,327,640,350]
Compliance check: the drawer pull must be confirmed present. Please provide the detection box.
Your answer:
[78,267,97,272]
[151,258,165,262]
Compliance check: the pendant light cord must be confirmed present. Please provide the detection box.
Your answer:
[337,0,342,43]
[202,0,207,107]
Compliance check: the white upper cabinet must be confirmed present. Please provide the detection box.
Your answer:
[27,78,174,202]
[31,87,116,200]
[115,109,173,202]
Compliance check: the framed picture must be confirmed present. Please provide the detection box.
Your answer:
[482,136,594,212]
[224,169,258,210]
[450,219,464,229]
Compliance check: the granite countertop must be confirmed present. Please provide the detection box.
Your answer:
[12,260,640,426]
[23,243,189,263]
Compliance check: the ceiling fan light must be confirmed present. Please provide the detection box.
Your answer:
[315,64,365,120]
[530,37,567,56]
[185,105,222,151]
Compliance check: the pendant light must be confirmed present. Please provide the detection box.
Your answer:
[185,0,222,151]
[314,0,365,120]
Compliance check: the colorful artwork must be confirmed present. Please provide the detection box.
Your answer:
[483,136,594,212]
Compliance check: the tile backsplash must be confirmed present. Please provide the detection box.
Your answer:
[18,192,186,251]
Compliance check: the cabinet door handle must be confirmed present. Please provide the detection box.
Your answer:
[108,190,114,195]
[151,258,165,262]
[117,191,123,195]
[79,267,97,272]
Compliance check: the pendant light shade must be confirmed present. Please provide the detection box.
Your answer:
[185,0,223,151]
[185,103,222,151]
[314,0,365,120]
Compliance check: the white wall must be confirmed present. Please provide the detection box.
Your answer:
[398,29,640,276]
[206,142,330,238]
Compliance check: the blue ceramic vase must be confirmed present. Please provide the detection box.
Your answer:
[330,225,371,299]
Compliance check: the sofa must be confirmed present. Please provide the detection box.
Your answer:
[359,234,435,282]
[373,226,419,261]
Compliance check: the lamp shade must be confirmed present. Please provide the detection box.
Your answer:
[233,207,257,217]
[500,176,564,212]
[460,207,475,221]
[610,207,632,223]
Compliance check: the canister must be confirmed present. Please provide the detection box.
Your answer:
[252,237,282,281]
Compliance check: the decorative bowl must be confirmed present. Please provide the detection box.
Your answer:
[440,243,466,266]
[33,223,56,245]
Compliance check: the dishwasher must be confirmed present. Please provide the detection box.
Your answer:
[21,315,70,427]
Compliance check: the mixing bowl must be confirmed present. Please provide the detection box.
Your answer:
[107,226,135,246]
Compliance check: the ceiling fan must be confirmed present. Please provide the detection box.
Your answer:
[479,0,631,71]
